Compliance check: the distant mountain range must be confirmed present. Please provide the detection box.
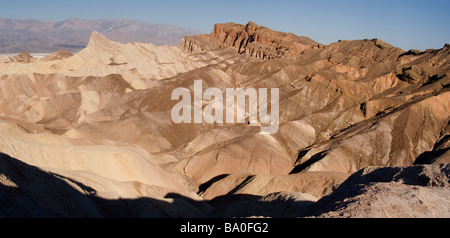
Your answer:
[0,18,203,53]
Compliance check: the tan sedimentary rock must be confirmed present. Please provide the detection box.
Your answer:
[0,22,449,218]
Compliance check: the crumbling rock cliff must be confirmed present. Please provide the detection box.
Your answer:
[179,21,322,59]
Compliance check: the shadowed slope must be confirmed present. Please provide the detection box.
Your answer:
[0,152,209,218]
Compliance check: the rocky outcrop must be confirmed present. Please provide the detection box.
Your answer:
[202,164,450,218]
[312,164,450,218]
[0,51,34,63]
[179,21,322,59]
[178,35,215,54]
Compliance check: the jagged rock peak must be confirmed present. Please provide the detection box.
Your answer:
[89,31,108,42]
[245,21,260,33]
[372,38,396,49]
[180,21,322,59]
[87,31,114,48]
[18,51,33,58]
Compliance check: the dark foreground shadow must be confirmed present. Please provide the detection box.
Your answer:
[0,152,321,218]
[414,134,450,165]
[0,152,212,218]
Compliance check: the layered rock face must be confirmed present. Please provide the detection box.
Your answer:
[0,22,449,218]
[179,21,321,59]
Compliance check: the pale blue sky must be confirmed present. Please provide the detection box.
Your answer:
[1,0,449,50]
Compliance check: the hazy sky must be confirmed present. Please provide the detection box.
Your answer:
[1,0,449,50]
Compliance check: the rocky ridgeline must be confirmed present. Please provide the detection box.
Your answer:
[179,21,322,59]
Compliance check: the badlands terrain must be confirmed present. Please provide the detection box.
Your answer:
[0,21,449,218]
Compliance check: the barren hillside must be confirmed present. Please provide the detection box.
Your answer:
[0,21,448,218]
